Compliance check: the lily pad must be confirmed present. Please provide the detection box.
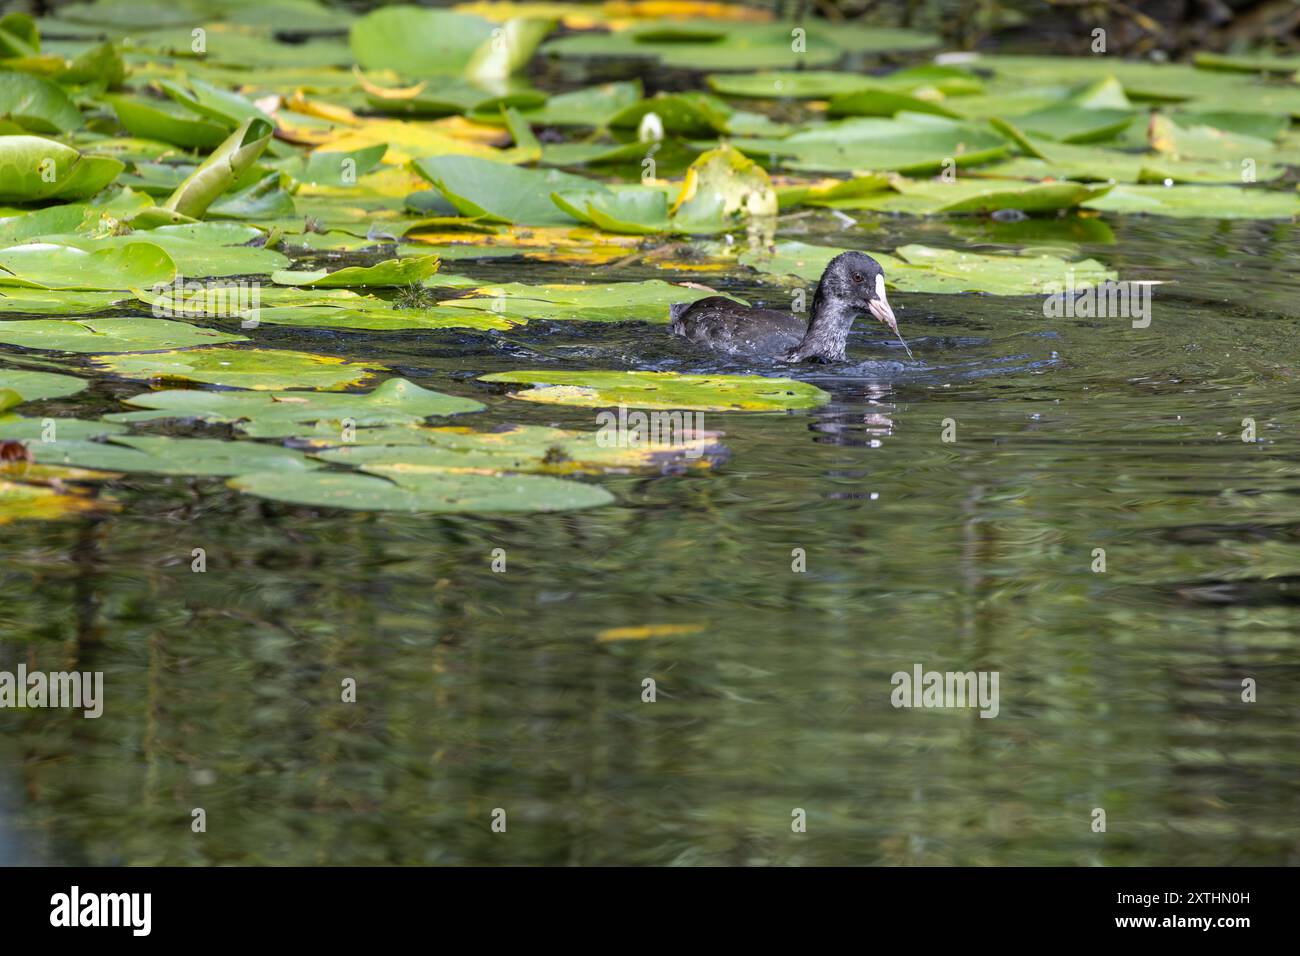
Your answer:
[91,347,383,390]
[229,468,614,513]
[0,317,245,353]
[108,377,485,437]
[0,368,86,401]
[31,434,320,476]
[480,370,829,411]
[271,255,441,288]
[0,135,123,203]
[1083,184,1299,219]
[413,154,591,225]
[0,242,176,291]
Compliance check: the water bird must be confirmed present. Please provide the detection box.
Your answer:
[670,251,909,362]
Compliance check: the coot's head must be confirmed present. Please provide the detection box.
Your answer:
[819,251,899,335]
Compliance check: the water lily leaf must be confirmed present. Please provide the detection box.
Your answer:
[519,81,642,126]
[32,434,320,476]
[413,154,590,225]
[539,140,648,167]
[546,21,937,71]
[0,289,130,315]
[827,86,960,120]
[673,143,776,222]
[465,17,556,84]
[275,144,387,186]
[351,6,552,79]
[309,421,720,474]
[206,171,296,220]
[1082,184,1300,219]
[0,135,123,202]
[0,242,176,291]
[229,468,614,513]
[0,317,244,353]
[157,77,274,130]
[0,368,86,401]
[0,73,82,134]
[1147,114,1276,162]
[1012,104,1136,143]
[0,415,125,441]
[0,478,108,525]
[609,92,732,135]
[776,174,892,208]
[838,177,1112,215]
[271,255,440,288]
[91,347,383,390]
[162,117,275,219]
[708,66,982,99]
[738,240,1115,295]
[108,377,485,436]
[103,95,230,149]
[727,114,1009,174]
[441,278,722,323]
[0,12,39,58]
[480,369,829,411]
[35,224,290,278]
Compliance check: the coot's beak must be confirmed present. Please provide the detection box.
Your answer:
[868,274,899,334]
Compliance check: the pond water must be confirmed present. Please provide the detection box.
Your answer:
[2,207,1297,865]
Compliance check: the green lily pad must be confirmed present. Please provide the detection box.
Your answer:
[441,279,723,324]
[1083,184,1299,219]
[229,469,614,513]
[0,135,123,202]
[103,94,230,149]
[837,177,1113,215]
[738,241,1116,295]
[0,317,244,353]
[308,422,720,475]
[350,6,551,79]
[0,241,176,291]
[708,66,983,100]
[271,255,441,288]
[0,415,126,444]
[108,377,485,437]
[480,370,829,412]
[0,368,87,401]
[519,81,643,126]
[162,118,275,220]
[413,154,590,226]
[608,92,733,136]
[727,114,1009,174]
[31,434,320,476]
[91,347,383,390]
[0,73,82,134]
[546,21,937,71]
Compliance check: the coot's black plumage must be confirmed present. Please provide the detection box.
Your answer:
[669,251,903,363]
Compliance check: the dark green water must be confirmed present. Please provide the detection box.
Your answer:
[2,212,1298,865]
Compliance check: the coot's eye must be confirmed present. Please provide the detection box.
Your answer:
[852,273,863,283]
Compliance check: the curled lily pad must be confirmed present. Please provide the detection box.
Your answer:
[108,377,485,437]
[91,347,384,390]
[480,370,829,412]
[0,135,123,202]
[0,73,82,134]
[162,118,275,219]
